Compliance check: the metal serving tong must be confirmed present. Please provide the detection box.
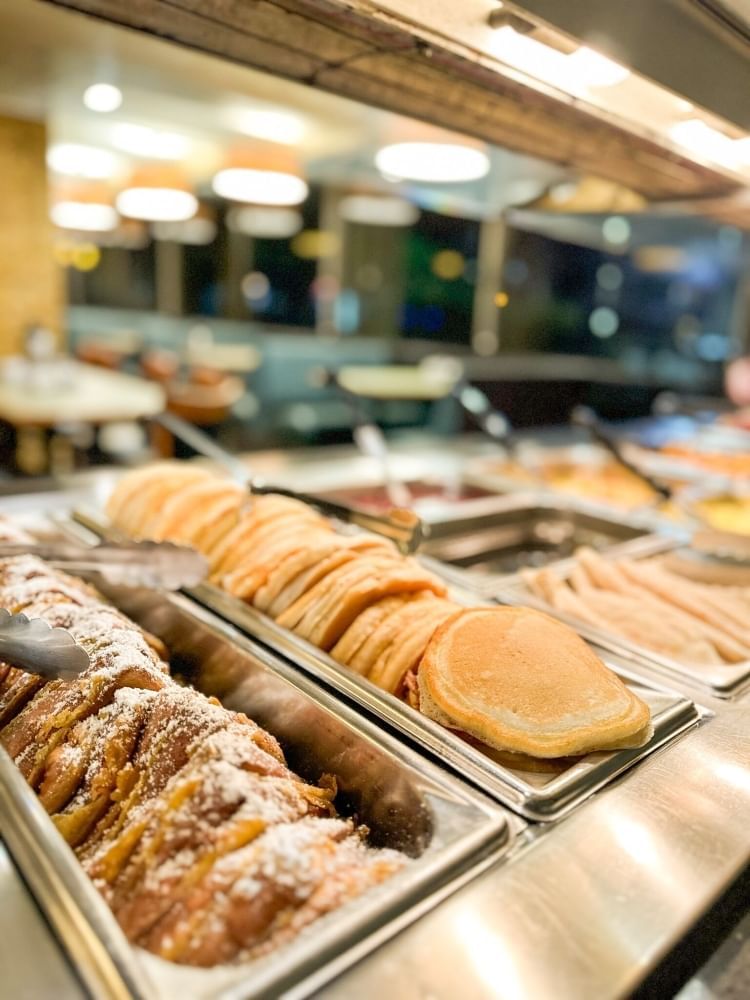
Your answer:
[0,608,90,680]
[0,540,208,590]
[570,405,672,500]
[451,379,515,453]
[156,411,425,554]
[309,367,413,509]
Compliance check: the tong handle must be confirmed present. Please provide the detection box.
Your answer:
[157,410,425,554]
[248,481,424,554]
[452,381,514,452]
[570,405,671,499]
[155,410,250,482]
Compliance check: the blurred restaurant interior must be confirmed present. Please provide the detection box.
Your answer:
[2,1,750,998]
[1,0,749,474]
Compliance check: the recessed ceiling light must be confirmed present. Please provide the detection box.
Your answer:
[212,168,309,206]
[374,142,489,183]
[488,28,630,91]
[567,47,630,88]
[488,27,578,90]
[116,187,198,222]
[83,83,122,113]
[110,123,190,160]
[47,143,119,179]
[50,201,119,232]
[223,106,306,145]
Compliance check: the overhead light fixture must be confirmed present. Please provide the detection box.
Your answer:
[566,46,630,87]
[488,27,577,90]
[51,201,118,232]
[488,28,630,92]
[47,143,119,179]
[110,123,190,160]
[116,166,198,222]
[375,142,489,183]
[212,146,308,205]
[50,181,119,232]
[226,206,303,238]
[669,119,738,167]
[222,106,306,145]
[83,83,122,113]
[339,194,419,226]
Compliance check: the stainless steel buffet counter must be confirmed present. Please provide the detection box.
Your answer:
[1,438,749,999]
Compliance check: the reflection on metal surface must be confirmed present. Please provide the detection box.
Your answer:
[609,814,661,869]
[0,842,85,1000]
[712,760,750,795]
[453,909,522,1000]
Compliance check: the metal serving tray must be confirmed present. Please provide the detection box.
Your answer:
[71,510,701,823]
[416,493,657,591]
[496,536,750,700]
[189,588,701,823]
[0,587,512,1000]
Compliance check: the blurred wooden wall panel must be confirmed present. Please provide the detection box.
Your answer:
[0,115,63,355]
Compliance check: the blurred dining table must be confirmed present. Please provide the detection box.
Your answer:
[0,356,165,474]
[0,357,165,427]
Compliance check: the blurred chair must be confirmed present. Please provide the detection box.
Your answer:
[150,373,246,457]
[140,348,180,383]
[75,339,127,370]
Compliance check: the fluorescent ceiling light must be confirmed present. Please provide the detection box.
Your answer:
[339,194,419,226]
[733,137,750,164]
[83,83,122,113]
[489,28,630,92]
[111,123,191,160]
[212,168,308,205]
[116,187,198,222]
[223,107,306,145]
[669,119,738,167]
[47,143,118,179]
[567,46,630,87]
[50,201,118,232]
[488,27,578,91]
[226,206,303,238]
[374,142,489,183]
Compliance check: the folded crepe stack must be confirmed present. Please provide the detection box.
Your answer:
[107,464,653,763]
[0,554,404,966]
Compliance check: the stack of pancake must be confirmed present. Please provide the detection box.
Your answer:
[0,554,404,966]
[107,464,653,762]
[107,463,458,702]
